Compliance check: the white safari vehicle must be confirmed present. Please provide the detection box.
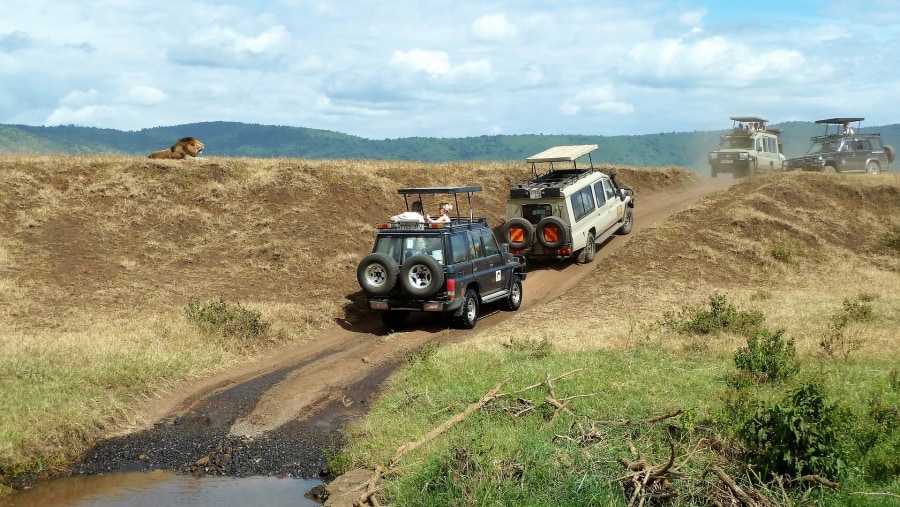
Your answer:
[500,145,634,264]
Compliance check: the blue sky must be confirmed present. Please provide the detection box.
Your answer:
[1,1,898,140]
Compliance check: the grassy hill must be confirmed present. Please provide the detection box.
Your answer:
[1,154,898,504]
[3,121,900,174]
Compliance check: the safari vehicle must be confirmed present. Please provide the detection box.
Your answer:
[708,116,784,178]
[786,117,895,174]
[356,186,527,330]
[500,145,634,264]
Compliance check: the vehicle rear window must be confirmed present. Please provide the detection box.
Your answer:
[521,204,552,225]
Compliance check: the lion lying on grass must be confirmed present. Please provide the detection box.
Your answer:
[148,137,205,159]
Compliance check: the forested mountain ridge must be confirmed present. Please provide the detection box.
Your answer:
[3,121,900,174]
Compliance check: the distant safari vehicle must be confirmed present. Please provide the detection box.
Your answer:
[500,145,634,264]
[709,116,784,178]
[786,117,895,174]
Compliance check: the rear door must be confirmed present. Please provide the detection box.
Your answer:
[470,229,505,295]
[593,179,621,233]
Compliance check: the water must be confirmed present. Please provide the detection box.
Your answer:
[1,471,324,507]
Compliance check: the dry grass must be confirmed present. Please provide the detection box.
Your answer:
[0,154,688,475]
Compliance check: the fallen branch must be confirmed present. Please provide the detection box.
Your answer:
[850,491,900,499]
[599,409,685,426]
[801,474,839,489]
[389,383,503,468]
[710,465,757,507]
[507,368,583,395]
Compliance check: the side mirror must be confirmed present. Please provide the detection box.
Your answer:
[501,243,510,254]
[619,188,627,201]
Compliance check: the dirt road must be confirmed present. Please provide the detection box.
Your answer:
[74,176,733,479]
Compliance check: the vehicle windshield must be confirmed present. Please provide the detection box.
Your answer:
[718,136,753,150]
[807,140,837,155]
[374,235,444,265]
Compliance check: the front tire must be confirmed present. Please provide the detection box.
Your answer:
[822,165,837,174]
[618,209,634,235]
[502,276,522,311]
[454,289,479,329]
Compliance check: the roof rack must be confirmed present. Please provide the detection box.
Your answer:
[396,186,482,221]
[509,145,601,199]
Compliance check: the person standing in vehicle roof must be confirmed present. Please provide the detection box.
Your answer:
[391,201,425,222]
[843,122,854,135]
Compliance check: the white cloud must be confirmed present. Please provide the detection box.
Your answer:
[391,49,451,76]
[125,86,168,105]
[622,35,809,87]
[469,14,519,42]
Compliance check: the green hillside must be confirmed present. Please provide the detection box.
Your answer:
[2,121,900,174]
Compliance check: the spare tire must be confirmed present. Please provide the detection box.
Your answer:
[885,145,896,164]
[357,253,399,295]
[501,218,534,250]
[535,216,568,249]
[400,254,444,298]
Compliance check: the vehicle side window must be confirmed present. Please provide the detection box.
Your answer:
[571,186,595,222]
[602,180,615,200]
[468,231,484,259]
[856,139,869,151]
[522,204,552,225]
[594,182,606,206]
[449,232,469,263]
[481,229,500,256]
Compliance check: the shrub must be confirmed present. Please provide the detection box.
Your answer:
[770,244,795,263]
[662,292,764,337]
[733,328,799,384]
[185,297,270,341]
[739,383,843,480]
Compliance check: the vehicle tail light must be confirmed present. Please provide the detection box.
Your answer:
[427,223,445,229]
[375,223,391,229]
[446,278,456,300]
[560,248,571,255]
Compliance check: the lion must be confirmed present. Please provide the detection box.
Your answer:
[148,137,204,159]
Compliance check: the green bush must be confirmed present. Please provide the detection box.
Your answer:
[185,297,269,341]
[662,292,764,337]
[739,383,844,480]
[733,328,799,384]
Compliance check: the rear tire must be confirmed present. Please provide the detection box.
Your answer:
[381,311,408,331]
[576,232,596,264]
[454,289,479,329]
[866,161,880,175]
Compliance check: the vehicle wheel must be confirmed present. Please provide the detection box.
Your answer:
[535,216,568,249]
[502,218,534,250]
[502,276,523,311]
[400,254,444,298]
[886,145,896,164]
[618,209,634,235]
[866,161,880,175]
[748,159,758,177]
[357,253,399,295]
[381,311,408,331]
[821,165,837,174]
[454,288,479,329]
[576,232,596,264]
